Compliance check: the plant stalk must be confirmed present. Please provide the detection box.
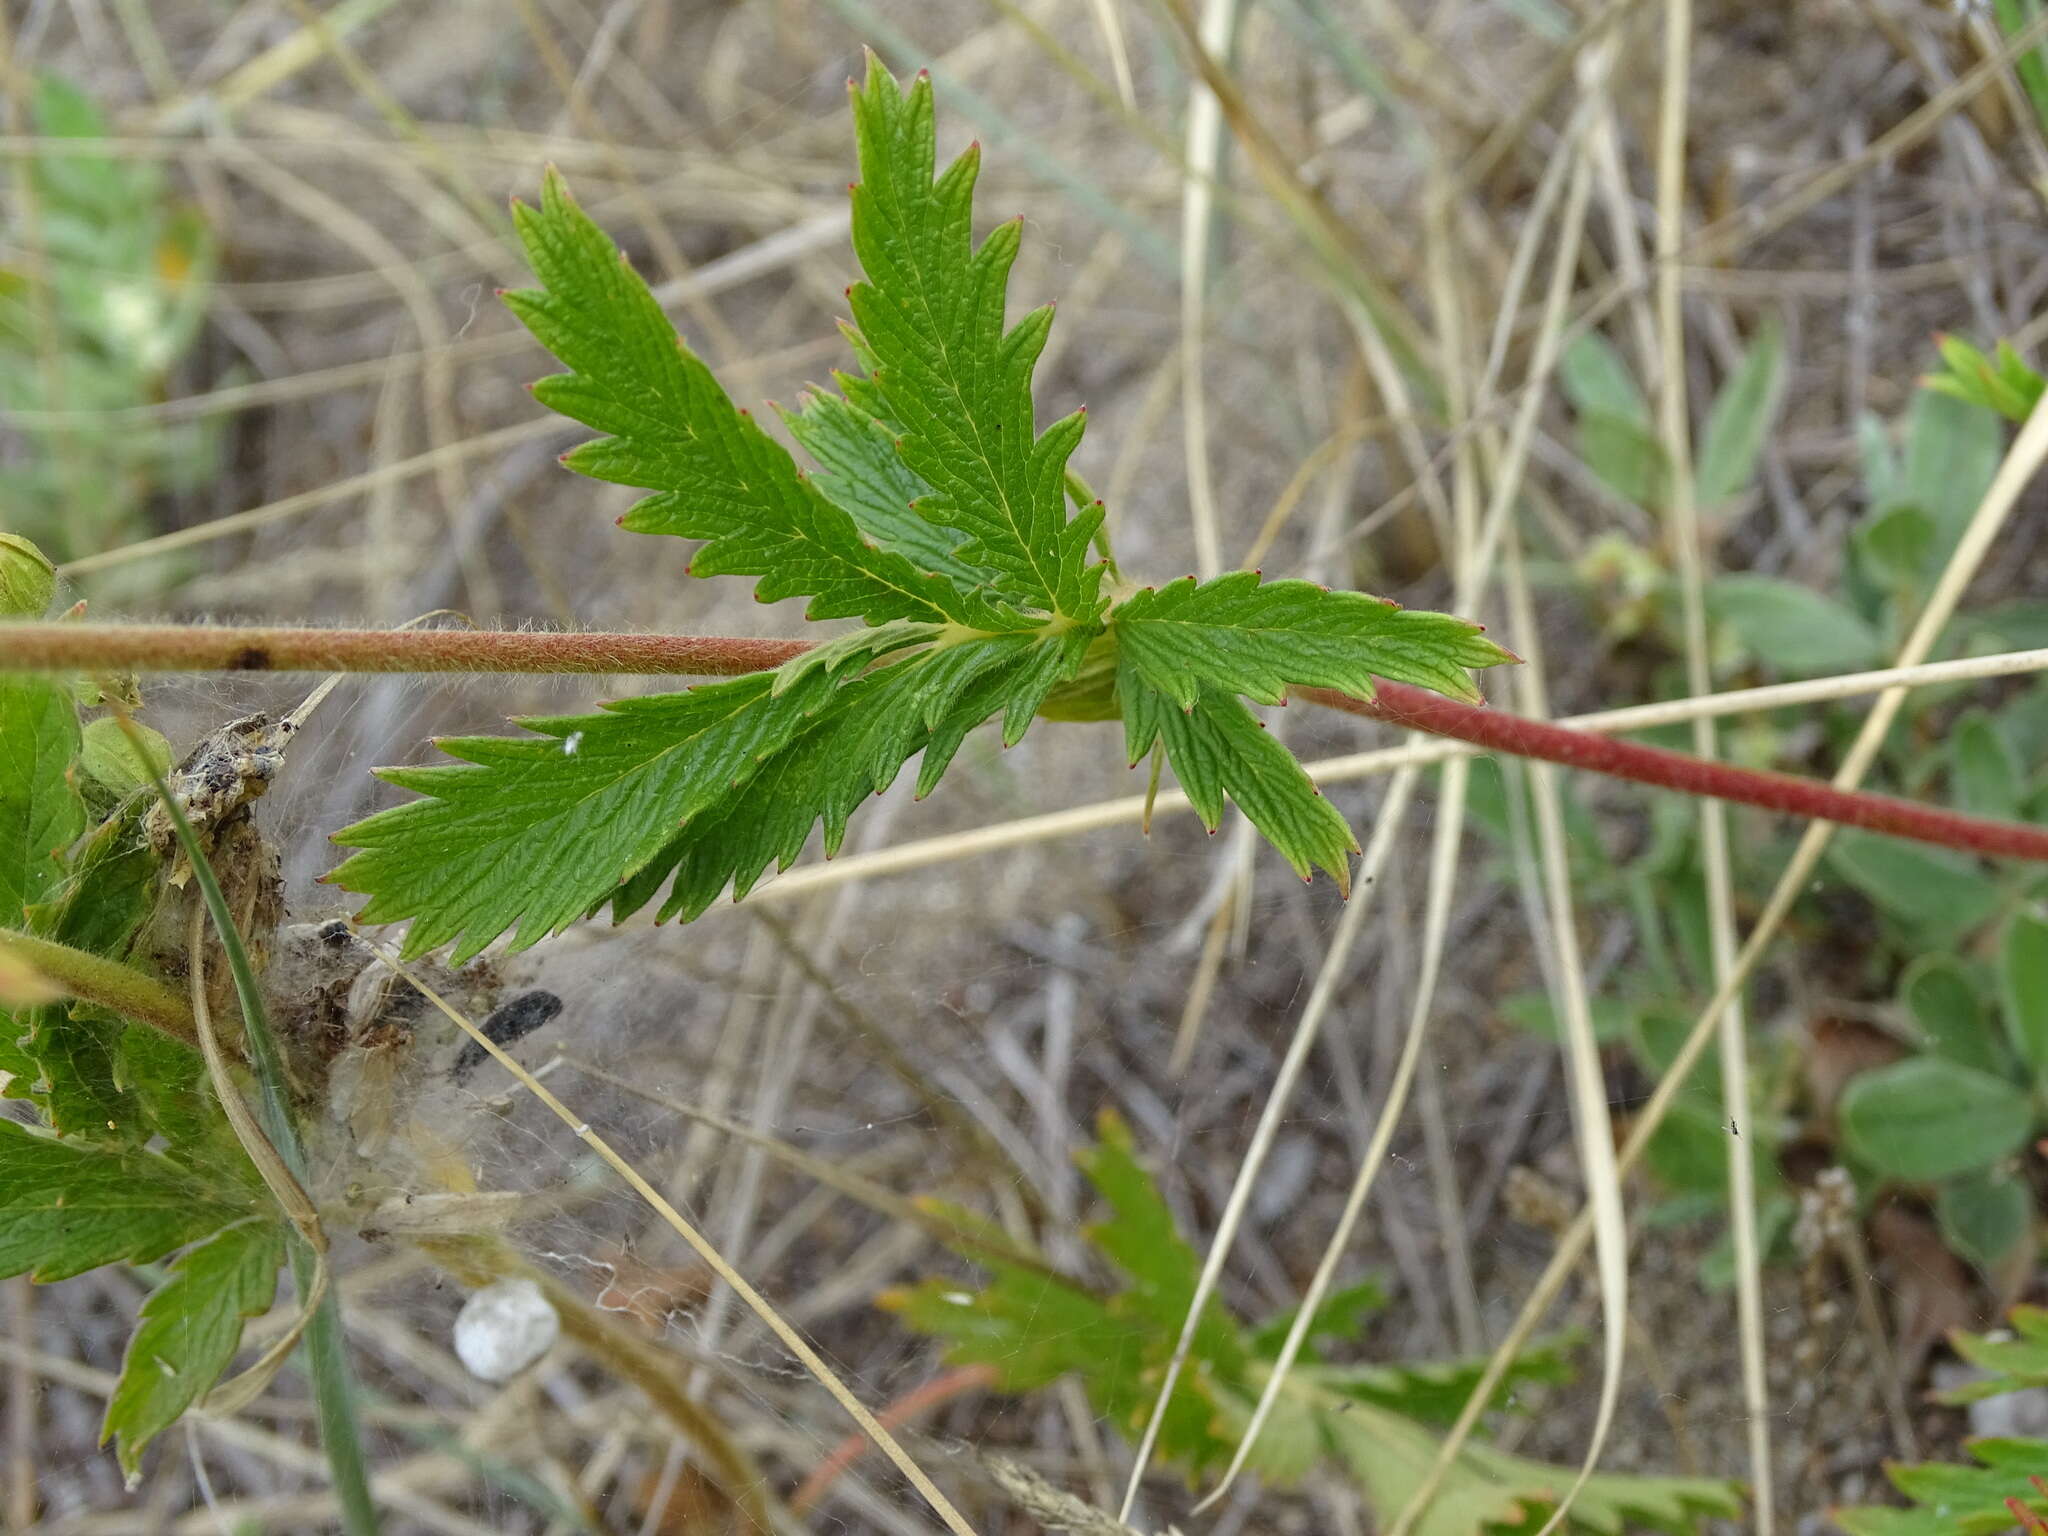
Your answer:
[11,620,2048,865]
[1296,681,2048,862]
[0,622,807,676]
[0,929,202,1051]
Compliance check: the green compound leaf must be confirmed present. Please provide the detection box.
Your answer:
[0,1117,253,1282]
[1119,669,1357,889]
[888,1112,1739,1527]
[1112,570,1512,708]
[504,170,1022,634]
[1838,1434,2048,1536]
[103,1217,283,1476]
[330,53,1510,956]
[1317,1385,1737,1536]
[333,630,1086,960]
[845,54,1104,620]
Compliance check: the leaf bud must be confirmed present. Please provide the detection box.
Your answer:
[78,716,173,796]
[0,532,55,617]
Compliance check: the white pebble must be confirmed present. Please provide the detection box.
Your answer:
[453,1278,559,1382]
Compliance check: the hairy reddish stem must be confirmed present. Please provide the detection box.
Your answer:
[0,622,809,676]
[789,1363,999,1515]
[1298,682,2048,863]
[6,620,2047,864]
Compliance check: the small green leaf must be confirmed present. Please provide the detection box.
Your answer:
[1576,411,1668,507]
[0,532,55,617]
[1248,1277,1388,1357]
[1924,330,2045,423]
[1943,1306,2048,1399]
[503,169,1021,632]
[336,635,1085,956]
[1858,410,1902,513]
[0,1117,252,1281]
[610,632,1078,926]
[1118,672,1357,888]
[1077,1110,1243,1372]
[1706,574,1883,677]
[1826,830,1999,942]
[1559,333,1649,424]
[1305,1337,1575,1426]
[1853,505,1935,592]
[845,55,1105,619]
[1846,1434,2048,1536]
[77,716,171,798]
[1953,709,2023,822]
[1936,1171,2032,1271]
[103,1217,283,1475]
[1111,570,1512,708]
[1696,316,1785,507]
[1901,954,2006,1078]
[1643,1100,1754,1197]
[1317,1384,1738,1536]
[2000,910,2048,1079]
[0,673,83,925]
[781,385,1003,591]
[334,673,835,959]
[1904,387,2003,552]
[1839,1057,2034,1182]
[1499,989,1631,1044]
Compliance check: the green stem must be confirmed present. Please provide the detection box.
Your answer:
[0,928,200,1051]
[300,1263,377,1536]
[121,726,380,1536]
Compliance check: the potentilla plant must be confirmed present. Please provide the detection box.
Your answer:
[7,50,2048,1529]
[320,58,1514,961]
